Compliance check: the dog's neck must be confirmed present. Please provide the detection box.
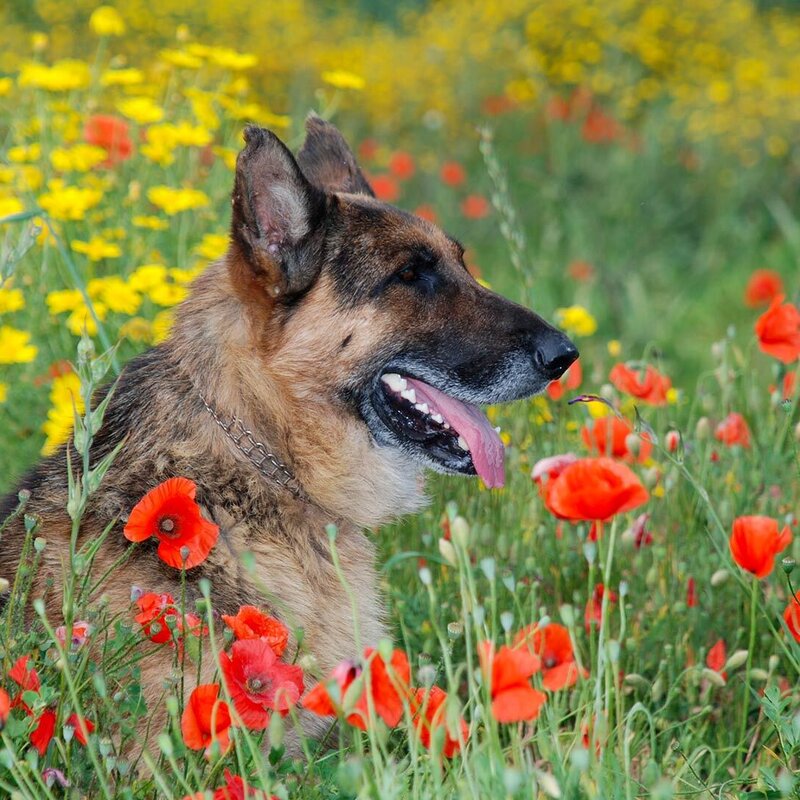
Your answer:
[168,261,427,528]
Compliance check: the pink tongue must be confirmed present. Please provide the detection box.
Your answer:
[405,378,505,489]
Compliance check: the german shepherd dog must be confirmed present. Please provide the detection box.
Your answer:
[0,116,577,742]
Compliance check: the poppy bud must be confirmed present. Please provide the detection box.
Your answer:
[664,430,680,453]
[710,569,729,587]
[623,673,650,691]
[723,650,749,672]
[782,557,796,575]
[768,654,780,672]
[651,676,664,702]
[599,383,615,401]
[34,536,47,553]
[643,467,660,488]
[165,696,179,717]
[158,732,174,757]
[500,611,514,633]
[447,621,463,640]
[749,668,769,682]
[451,516,470,548]
[695,416,711,439]
[298,653,318,673]
[416,664,437,687]
[701,667,726,687]
[438,538,457,567]
[795,421,800,443]
[624,433,641,457]
[0,578,8,594]
[269,707,285,749]
[418,567,431,586]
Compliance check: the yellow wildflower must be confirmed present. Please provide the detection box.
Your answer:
[88,277,141,314]
[14,165,43,192]
[0,287,25,314]
[132,215,168,230]
[71,236,122,261]
[0,383,6,403]
[185,89,220,131]
[0,78,12,97]
[117,96,164,125]
[41,372,83,456]
[152,310,174,343]
[119,317,153,343]
[66,302,107,337]
[159,49,203,70]
[607,339,622,357]
[141,121,213,165]
[100,68,144,87]
[194,233,228,262]
[7,144,41,163]
[554,305,598,337]
[50,144,107,172]
[128,264,168,291]
[46,289,83,315]
[0,325,38,363]
[0,196,24,218]
[147,185,209,215]
[38,181,102,221]
[30,33,48,53]
[206,47,257,71]
[169,266,204,285]
[212,146,238,171]
[19,60,90,92]
[149,283,188,307]
[666,387,679,405]
[587,400,612,419]
[89,6,126,36]
[321,69,366,91]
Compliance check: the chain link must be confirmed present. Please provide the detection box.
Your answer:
[198,392,303,498]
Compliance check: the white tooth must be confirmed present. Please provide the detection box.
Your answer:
[457,435,469,451]
[444,422,450,429]
[432,413,444,424]
[401,388,417,403]
[381,373,405,393]
[494,426,501,434]
[415,403,429,414]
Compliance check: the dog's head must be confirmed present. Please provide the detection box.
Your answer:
[224,117,577,494]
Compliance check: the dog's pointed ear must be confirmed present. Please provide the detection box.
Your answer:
[296,113,375,197]
[231,125,327,297]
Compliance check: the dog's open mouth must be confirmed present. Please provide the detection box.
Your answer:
[374,372,505,488]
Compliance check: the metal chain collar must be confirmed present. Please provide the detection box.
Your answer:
[198,392,304,498]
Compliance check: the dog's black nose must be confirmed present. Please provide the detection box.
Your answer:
[535,334,579,380]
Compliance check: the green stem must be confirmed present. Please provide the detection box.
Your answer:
[738,578,758,772]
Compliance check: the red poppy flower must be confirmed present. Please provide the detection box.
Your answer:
[461,194,490,220]
[136,592,182,644]
[412,686,468,758]
[744,269,784,308]
[302,659,362,718]
[0,689,9,729]
[414,204,438,223]
[546,457,649,522]
[581,107,623,144]
[664,430,680,453]
[686,576,698,607]
[779,371,796,401]
[124,477,219,569]
[31,708,57,756]
[212,769,274,800]
[531,452,579,512]
[715,412,751,448]
[729,515,792,579]
[389,151,415,180]
[609,363,672,405]
[55,620,91,650]
[547,358,582,401]
[567,260,595,282]
[220,639,304,729]
[440,161,466,187]
[222,607,289,655]
[581,415,652,462]
[482,94,516,115]
[84,114,133,165]
[350,647,410,730]
[755,295,800,364]
[783,592,800,642]
[358,139,378,161]
[584,584,617,632]
[9,655,40,694]
[181,684,233,756]
[706,639,727,679]
[514,623,588,691]
[478,642,545,723]
[65,713,95,746]
[370,175,399,202]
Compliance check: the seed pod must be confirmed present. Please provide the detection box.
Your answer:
[723,650,748,672]
[438,538,457,567]
[710,569,729,587]
[701,667,726,687]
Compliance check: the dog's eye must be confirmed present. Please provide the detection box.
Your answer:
[397,266,418,283]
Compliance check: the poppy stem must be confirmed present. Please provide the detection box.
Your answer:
[737,578,758,772]
[593,518,616,760]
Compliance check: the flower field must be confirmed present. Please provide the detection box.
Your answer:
[1,2,800,798]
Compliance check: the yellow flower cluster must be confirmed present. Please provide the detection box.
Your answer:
[41,371,84,456]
